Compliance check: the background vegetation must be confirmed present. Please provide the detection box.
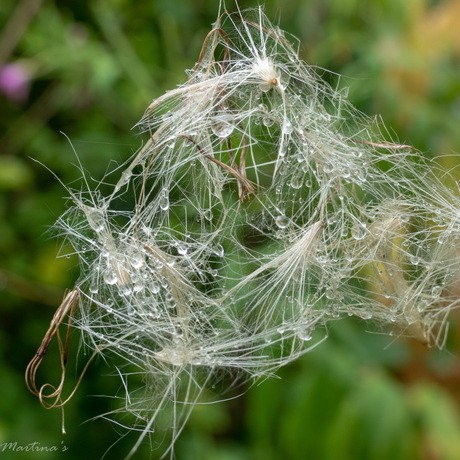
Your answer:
[1,0,460,458]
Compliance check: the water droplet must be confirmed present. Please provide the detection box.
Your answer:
[177,244,188,255]
[131,254,144,269]
[400,213,410,223]
[212,243,224,257]
[204,209,213,221]
[282,119,293,135]
[151,281,160,294]
[275,215,290,229]
[159,189,169,211]
[290,174,303,189]
[154,259,164,270]
[279,143,287,158]
[351,223,367,240]
[165,292,176,309]
[438,233,448,245]
[119,170,132,189]
[133,281,145,293]
[211,114,235,138]
[86,208,105,233]
[160,277,169,289]
[431,285,442,297]
[296,326,312,341]
[120,284,133,296]
[410,255,421,265]
[103,268,118,285]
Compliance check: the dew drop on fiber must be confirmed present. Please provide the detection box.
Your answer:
[154,258,164,270]
[431,285,442,297]
[275,215,290,229]
[120,284,133,296]
[212,243,224,257]
[282,119,293,135]
[119,170,132,189]
[290,174,303,189]
[177,244,188,255]
[410,255,421,266]
[130,254,144,269]
[204,209,213,221]
[401,213,410,223]
[211,114,235,138]
[351,223,367,240]
[133,281,145,293]
[87,208,105,233]
[165,292,176,309]
[296,326,312,341]
[438,233,448,245]
[279,144,287,158]
[159,189,169,211]
[103,268,118,285]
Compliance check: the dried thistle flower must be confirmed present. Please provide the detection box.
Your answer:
[27,4,460,458]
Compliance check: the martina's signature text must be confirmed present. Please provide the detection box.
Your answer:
[0,440,68,453]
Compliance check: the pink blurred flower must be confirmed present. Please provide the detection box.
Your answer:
[0,62,30,103]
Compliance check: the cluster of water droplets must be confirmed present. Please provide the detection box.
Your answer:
[52,6,460,458]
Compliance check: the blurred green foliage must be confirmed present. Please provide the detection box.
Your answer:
[1,0,460,459]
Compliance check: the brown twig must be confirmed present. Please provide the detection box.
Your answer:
[179,134,256,203]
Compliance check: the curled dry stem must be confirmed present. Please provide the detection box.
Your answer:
[192,24,230,78]
[25,287,100,433]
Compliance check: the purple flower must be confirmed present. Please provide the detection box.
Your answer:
[0,62,30,103]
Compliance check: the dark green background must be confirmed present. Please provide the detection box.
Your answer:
[2,0,460,459]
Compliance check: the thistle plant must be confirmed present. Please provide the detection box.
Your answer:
[27,5,460,458]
